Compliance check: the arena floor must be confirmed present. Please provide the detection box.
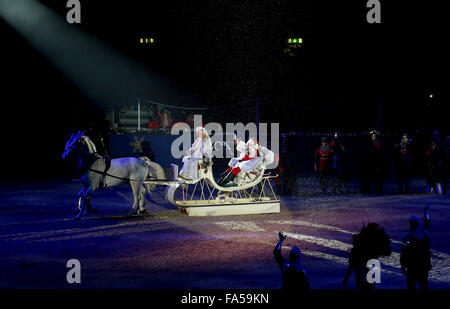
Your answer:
[0,179,449,289]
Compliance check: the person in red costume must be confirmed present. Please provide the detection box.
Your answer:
[217,137,260,186]
[157,107,173,128]
[314,136,333,193]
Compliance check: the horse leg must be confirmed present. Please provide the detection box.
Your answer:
[75,186,88,219]
[80,186,94,217]
[84,181,99,215]
[84,187,100,215]
[83,196,92,216]
[128,182,140,216]
[138,182,147,214]
[86,194,98,214]
[76,189,84,214]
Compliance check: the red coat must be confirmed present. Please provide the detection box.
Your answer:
[315,145,332,172]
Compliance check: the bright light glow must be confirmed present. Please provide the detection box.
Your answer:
[0,0,198,110]
[287,38,303,45]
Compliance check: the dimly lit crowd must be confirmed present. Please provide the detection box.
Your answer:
[277,130,450,195]
[275,206,432,290]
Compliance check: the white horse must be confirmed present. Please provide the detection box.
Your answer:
[62,131,165,218]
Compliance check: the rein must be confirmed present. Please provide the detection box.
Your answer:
[87,157,167,183]
[87,167,168,182]
[87,166,148,182]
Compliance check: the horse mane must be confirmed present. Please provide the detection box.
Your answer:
[68,135,99,172]
[81,135,98,155]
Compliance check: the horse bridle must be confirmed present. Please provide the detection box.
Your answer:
[68,137,100,157]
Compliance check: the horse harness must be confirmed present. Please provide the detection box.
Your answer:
[74,135,157,184]
[87,156,136,186]
[99,156,111,188]
[87,156,157,184]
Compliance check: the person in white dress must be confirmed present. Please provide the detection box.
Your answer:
[227,134,246,169]
[257,144,275,170]
[179,127,212,180]
[218,138,272,186]
[238,138,263,173]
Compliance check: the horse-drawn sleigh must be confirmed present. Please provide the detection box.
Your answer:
[63,131,279,218]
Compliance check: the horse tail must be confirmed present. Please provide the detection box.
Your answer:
[139,157,165,192]
[138,156,151,165]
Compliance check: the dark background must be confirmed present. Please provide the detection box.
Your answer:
[1,0,448,180]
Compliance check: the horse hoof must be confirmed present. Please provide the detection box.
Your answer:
[138,208,147,215]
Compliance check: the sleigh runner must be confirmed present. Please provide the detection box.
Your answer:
[145,159,280,216]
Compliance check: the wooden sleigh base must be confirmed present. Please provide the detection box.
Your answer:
[177,200,280,217]
[145,161,281,217]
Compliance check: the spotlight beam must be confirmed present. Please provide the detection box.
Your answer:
[0,0,188,110]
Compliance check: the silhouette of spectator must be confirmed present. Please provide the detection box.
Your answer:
[443,136,450,194]
[342,223,391,289]
[360,131,388,193]
[279,135,298,195]
[330,132,348,194]
[274,232,310,290]
[157,107,173,128]
[400,206,432,290]
[185,112,195,128]
[426,133,444,194]
[394,134,413,193]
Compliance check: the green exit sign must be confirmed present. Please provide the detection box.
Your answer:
[287,38,303,44]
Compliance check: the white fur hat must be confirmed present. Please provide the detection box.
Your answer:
[195,127,209,138]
